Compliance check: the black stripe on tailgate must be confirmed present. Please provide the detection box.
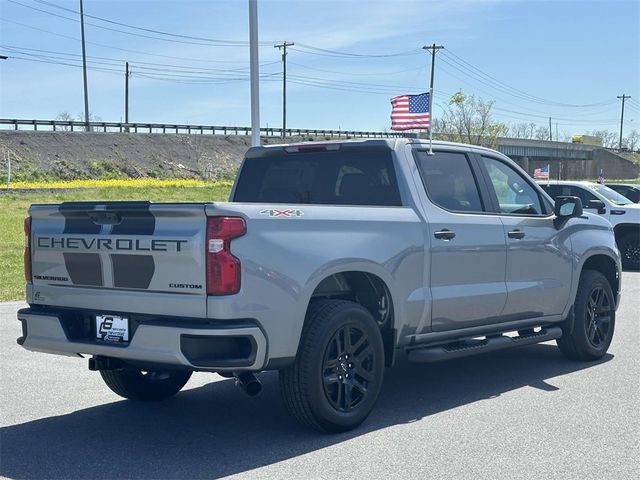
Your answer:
[63,253,103,286]
[110,254,155,289]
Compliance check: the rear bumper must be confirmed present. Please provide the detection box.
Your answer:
[16,307,268,372]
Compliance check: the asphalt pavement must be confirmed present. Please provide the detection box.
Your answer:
[1,274,639,480]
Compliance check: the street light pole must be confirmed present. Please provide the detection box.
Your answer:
[248,0,260,147]
[79,0,91,131]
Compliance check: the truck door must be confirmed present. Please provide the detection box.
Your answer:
[412,149,508,331]
[477,155,573,318]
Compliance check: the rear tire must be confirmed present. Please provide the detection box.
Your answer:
[618,232,640,271]
[557,270,615,361]
[100,369,192,401]
[279,300,385,433]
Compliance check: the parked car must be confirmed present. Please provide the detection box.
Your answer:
[539,180,640,270]
[606,183,640,204]
[18,139,622,432]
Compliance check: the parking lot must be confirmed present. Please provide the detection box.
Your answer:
[1,273,638,480]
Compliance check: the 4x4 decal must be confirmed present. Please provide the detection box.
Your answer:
[259,209,304,217]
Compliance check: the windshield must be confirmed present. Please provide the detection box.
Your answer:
[587,184,633,205]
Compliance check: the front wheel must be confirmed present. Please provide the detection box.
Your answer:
[618,232,640,271]
[100,369,192,401]
[557,270,615,361]
[279,300,385,432]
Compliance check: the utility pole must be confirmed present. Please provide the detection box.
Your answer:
[248,0,260,147]
[124,62,130,128]
[556,122,560,180]
[274,41,294,139]
[6,150,10,190]
[617,94,631,150]
[549,117,552,141]
[422,43,444,154]
[79,0,90,131]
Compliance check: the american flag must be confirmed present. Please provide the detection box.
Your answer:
[533,164,550,180]
[390,93,430,131]
[597,169,605,184]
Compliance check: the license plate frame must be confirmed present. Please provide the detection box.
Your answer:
[95,315,130,344]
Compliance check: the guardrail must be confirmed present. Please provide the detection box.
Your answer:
[0,118,407,139]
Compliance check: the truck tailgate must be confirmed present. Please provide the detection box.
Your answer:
[28,202,208,317]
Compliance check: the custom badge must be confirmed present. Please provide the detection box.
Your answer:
[259,209,304,217]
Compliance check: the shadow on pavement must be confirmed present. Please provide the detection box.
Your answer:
[0,344,612,479]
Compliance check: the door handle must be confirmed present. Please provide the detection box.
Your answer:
[434,229,456,240]
[507,229,525,239]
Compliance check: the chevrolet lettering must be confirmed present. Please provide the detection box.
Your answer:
[36,237,188,252]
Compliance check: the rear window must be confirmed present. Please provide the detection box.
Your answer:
[233,150,402,206]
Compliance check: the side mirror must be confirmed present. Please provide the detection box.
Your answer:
[554,196,583,229]
[587,199,606,214]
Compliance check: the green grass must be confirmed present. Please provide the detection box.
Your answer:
[0,184,232,301]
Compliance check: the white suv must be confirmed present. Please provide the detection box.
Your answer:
[540,181,640,270]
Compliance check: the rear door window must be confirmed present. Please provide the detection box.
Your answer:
[414,151,485,213]
[233,150,402,206]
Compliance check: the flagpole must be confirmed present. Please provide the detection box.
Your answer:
[423,43,443,155]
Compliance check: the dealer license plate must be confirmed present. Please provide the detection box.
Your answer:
[96,315,129,343]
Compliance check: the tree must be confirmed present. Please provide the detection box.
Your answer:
[625,130,639,152]
[55,111,102,131]
[585,130,617,148]
[55,111,74,131]
[433,91,507,147]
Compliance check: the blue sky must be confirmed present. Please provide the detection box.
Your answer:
[0,0,638,137]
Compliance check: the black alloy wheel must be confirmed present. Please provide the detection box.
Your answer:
[584,285,613,349]
[279,300,385,432]
[322,325,375,413]
[619,233,640,271]
[556,269,615,361]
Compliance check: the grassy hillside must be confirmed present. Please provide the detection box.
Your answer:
[0,182,232,301]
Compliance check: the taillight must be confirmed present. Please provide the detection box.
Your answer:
[24,216,32,282]
[206,216,246,295]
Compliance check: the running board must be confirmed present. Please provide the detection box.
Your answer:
[406,326,563,363]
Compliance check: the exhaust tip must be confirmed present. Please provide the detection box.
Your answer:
[235,372,262,397]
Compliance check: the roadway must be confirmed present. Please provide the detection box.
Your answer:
[1,273,638,479]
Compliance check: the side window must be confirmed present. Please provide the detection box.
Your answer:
[481,156,544,215]
[569,186,597,207]
[415,151,484,213]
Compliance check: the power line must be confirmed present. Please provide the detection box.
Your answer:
[32,0,257,45]
[442,49,615,108]
[293,43,422,58]
[6,55,121,74]
[0,18,253,64]
[287,61,424,77]
[435,59,619,121]
[7,0,253,47]
[0,45,280,74]
[5,52,282,83]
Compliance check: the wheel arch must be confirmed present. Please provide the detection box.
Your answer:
[613,223,638,239]
[302,267,398,368]
[577,253,620,307]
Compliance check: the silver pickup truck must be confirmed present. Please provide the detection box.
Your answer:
[18,139,622,432]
